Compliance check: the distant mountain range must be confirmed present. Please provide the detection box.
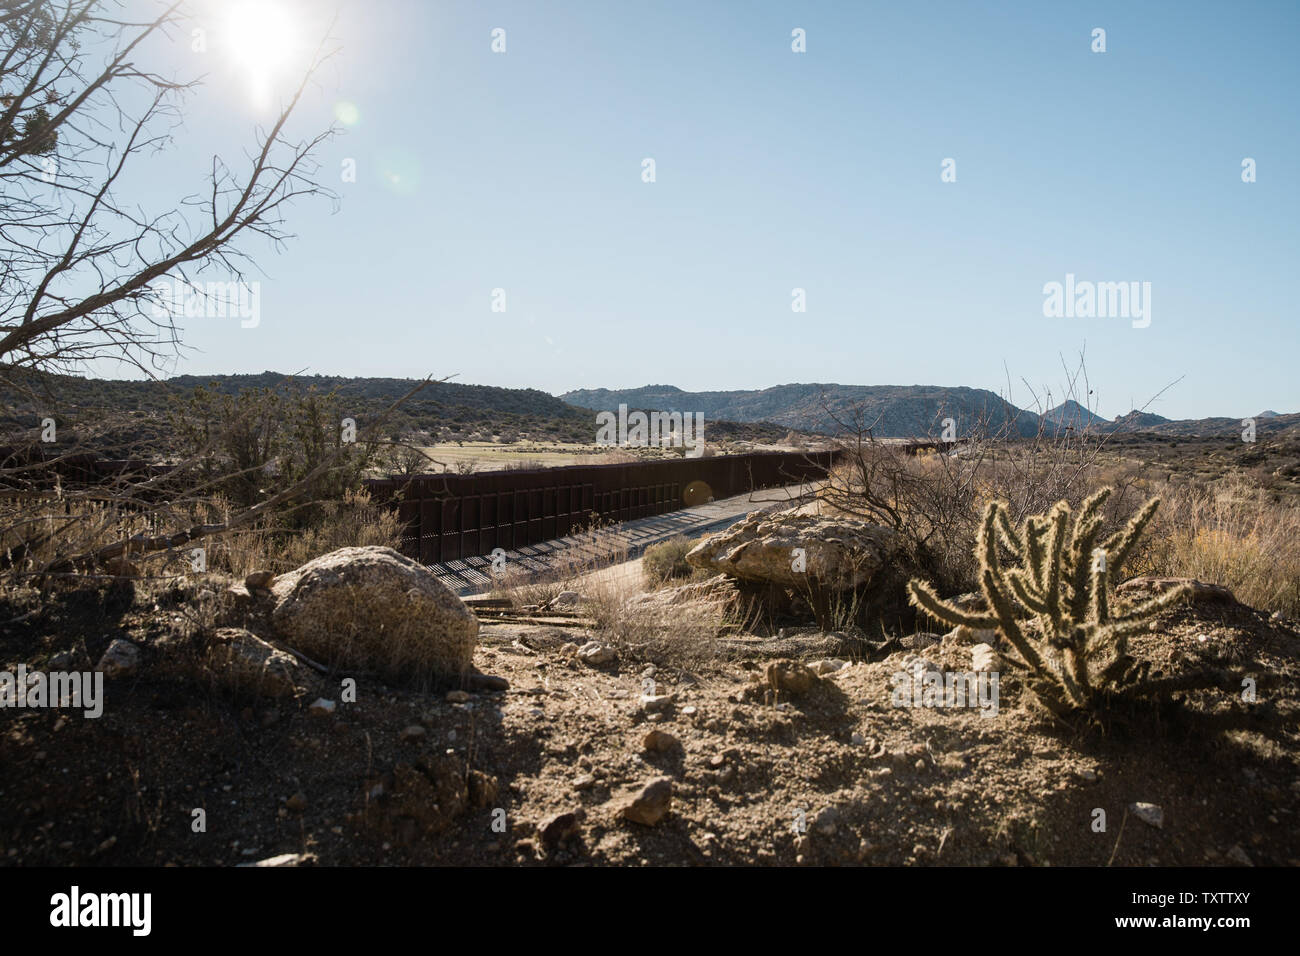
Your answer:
[561,384,1300,440]
[561,383,1042,438]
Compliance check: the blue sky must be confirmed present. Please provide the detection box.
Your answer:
[118,0,1298,419]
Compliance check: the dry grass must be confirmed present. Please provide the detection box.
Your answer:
[587,570,735,668]
[1,487,402,586]
[487,522,735,666]
[1146,474,1300,617]
[212,489,403,577]
[489,519,629,608]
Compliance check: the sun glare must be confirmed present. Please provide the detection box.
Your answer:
[222,1,301,110]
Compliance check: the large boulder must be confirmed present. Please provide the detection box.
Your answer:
[270,546,477,684]
[686,510,899,592]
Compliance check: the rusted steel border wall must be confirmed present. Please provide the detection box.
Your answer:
[365,450,837,564]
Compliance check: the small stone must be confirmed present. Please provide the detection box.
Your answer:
[48,650,76,669]
[96,639,139,679]
[813,806,841,836]
[244,570,276,590]
[681,705,697,716]
[308,698,336,717]
[465,672,509,692]
[809,658,846,676]
[93,835,117,855]
[286,793,307,812]
[618,777,673,827]
[576,641,617,666]
[400,725,426,742]
[947,624,998,645]
[1079,769,1098,783]
[1130,802,1164,829]
[971,644,998,673]
[574,774,596,791]
[765,659,817,696]
[538,810,582,850]
[639,692,676,714]
[445,690,471,703]
[548,590,583,609]
[642,729,678,753]
[237,852,314,867]
[709,754,727,768]
[850,732,866,746]
[1226,845,1253,866]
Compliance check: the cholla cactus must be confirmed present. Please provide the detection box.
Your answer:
[907,488,1191,714]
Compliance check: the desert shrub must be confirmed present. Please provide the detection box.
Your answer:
[169,382,375,526]
[585,570,733,667]
[641,536,695,585]
[817,418,1152,603]
[818,443,982,597]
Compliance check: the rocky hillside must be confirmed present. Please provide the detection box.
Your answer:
[561,384,1040,438]
[0,370,799,451]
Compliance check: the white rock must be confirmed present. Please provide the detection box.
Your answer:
[576,641,617,666]
[810,658,846,675]
[947,625,998,645]
[638,693,676,713]
[238,853,313,867]
[971,644,999,673]
[1130,802,1164,829]
[96,639,139,679]
[548,590,583,608]
[308,698,336,717]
